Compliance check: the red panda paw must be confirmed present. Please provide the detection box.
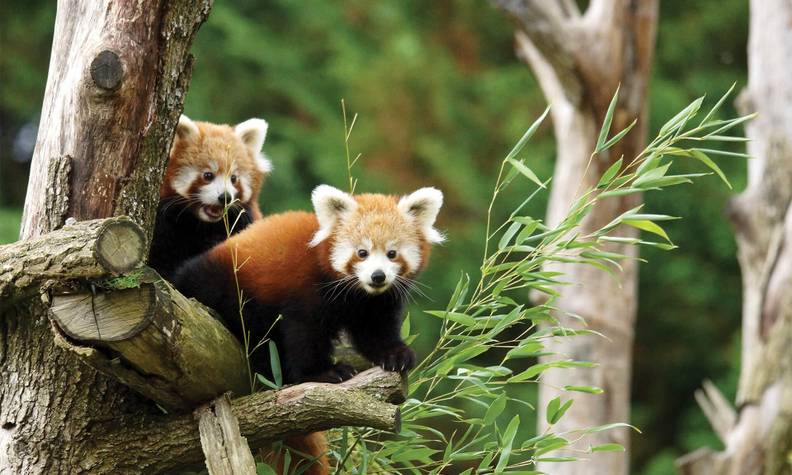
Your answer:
[378,345,416,373]
[312,363,357,383]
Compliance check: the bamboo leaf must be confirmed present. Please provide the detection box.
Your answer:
[495,415,520,472]
[506,158,545,188]
[499,222,522,250]
[600,119,637,153]
[622,219,671,242]
[596,86,620,153]
[505,107,550,161]
[597,158,623,187]
[269,340,282,387]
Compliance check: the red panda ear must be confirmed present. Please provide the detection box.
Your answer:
[309,185,357,247]
[235,118,272,173]
[175,115,199,141]
[398,187,445,243]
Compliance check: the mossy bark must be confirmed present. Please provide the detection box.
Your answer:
[1,1,211,472]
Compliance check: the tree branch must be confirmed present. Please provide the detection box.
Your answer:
[0,217,146,306]
[86,368,404,474]
[492,0,583,103]
[198,394,257,475]
[693,380,736,443]
[49,268,250,413]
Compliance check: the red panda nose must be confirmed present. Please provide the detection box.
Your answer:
[217,192,233,205]
[371,270,386,285]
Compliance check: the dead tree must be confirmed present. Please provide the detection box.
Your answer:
[492,1,658,474]
[0,2,403,473]
[677,1,792,474]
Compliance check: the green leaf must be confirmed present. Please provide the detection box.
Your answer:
[499,222,522,250]
[505,107,550,161]
[400,313,411,339]
[579,422,642,434]
[548,399,573,425]
[590,443,626,453]
[545,397,560,425]
[506,158,545,188]
[596,85,620,153]
[256,373,279,390]
[659,96,703,136]
[690,150,732,188]
[505,341,544,359]
[600,119,637,152]
[495,415,520,472]
[425,310,476,326]
[622,219,671,242]
[256,463,277,475]
[597,158,623,187]
[699,82,736,126]
[564,385,604,394]
[268,340,282,387]
[484,393,507,425]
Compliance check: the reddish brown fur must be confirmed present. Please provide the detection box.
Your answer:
[200,193,436,475]
[208,193,434,304]
[161,120,266,219]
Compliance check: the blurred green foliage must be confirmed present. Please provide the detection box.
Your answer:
[0,0,747,472]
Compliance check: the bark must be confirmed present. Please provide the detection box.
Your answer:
[49,268,250,412]
[0,217,145,305]
[1,1,210,473]
[677,1,792,473]
[80,367,404,474]
[198,395,257,475]
[493,1,657,474]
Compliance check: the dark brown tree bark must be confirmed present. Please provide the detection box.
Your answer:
[0,1,211,472]
[493,1,658,474]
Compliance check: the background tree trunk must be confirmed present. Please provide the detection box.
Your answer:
[493,1,657,474]
[678,1,792,473]
[0,0,210,473]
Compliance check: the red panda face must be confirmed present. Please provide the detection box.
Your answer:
[162,116,271,223]
[310,185,444,295]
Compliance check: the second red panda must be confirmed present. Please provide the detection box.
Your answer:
[149,115,271,280]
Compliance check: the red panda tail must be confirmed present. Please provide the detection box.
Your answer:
[265,432,329,475]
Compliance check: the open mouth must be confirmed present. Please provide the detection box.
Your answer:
[201,205,223,221]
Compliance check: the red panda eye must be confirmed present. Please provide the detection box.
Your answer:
[357,249,369,259]
[203,172,215,182]
[230,175,237,184]
[387,250,397,259]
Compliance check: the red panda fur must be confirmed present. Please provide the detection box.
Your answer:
[173,188,444,475]
[206,194,433,302]
[161,119,268,219]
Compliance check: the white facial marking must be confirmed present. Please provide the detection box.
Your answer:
[171,166,199,196]
[354,250,401,295]
[238,173,252,202]
[330,239,355,274]
[401,243,422,274]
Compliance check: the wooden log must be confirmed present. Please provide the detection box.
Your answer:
[197,394,257,475]
[0,216,146,305]
[50,268,250,412]
[88,367,405,474]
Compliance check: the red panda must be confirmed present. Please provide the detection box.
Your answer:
[149,115,271,280]
[173,185,444,474]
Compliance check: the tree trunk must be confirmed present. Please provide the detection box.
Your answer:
[493,2,657,474]
[678,1,792,473]
[0,0,210,473]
